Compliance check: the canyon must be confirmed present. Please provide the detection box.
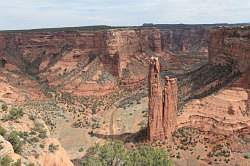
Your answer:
[0,24,249,166]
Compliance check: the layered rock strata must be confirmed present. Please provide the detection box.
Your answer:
[148,57,165,141]
[163,77,178,138]
[148,57,177,141]
[209,26,250,73]
[0,27,162,96]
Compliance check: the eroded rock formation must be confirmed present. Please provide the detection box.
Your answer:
[148,57,165,141]
[163,77,178,138]
[159,25,208,54]
[209,26,250,73]
[0,27,163,97]
[148,57,177,141]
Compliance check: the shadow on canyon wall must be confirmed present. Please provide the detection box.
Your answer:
[165,63,241,110]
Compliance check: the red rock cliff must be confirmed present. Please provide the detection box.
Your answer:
[209,26,250,73]
[104,28,162,78]
[160,27,208,54]
[0,27,162,96]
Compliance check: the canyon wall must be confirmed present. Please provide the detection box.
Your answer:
[209,26,250,73]
[158,25,208,54]
[104,28,161,78]
[0,27,162,97]
[177,26,250,105]
[0,27,161,76]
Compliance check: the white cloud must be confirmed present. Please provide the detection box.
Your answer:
[0,0,249,30]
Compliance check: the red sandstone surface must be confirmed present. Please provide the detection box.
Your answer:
[0,24,249,166]
[148,57,178,141]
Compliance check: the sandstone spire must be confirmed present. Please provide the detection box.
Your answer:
[163,77,177,139]
[148,57,165,141]
[148,57,178,141]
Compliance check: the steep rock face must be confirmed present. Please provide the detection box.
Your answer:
[0,28,162,97]
[177,26,250,138]
[148,57,164,141]
[163,77,178,138]
[209,26,250,73]
[159,27,208,54]
[148,57,178,141]
[0,31,106,74]
[104,28,161,78]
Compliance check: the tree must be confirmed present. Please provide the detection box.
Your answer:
[81,141,172,166]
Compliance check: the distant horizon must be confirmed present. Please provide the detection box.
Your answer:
[1,0,250,30]
[1,22,250,32]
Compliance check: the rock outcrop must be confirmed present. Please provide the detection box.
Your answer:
[148,57,177,141]
[209,26,250,73]
[163,77,178,138]
[148,57,165,141]
[0,135,15,157]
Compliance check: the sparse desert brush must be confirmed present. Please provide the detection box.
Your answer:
[244,152,250,159]
[7,131,24,154]
[1,103,8,112]
[0,126,6,136]
[2,107,24,121]
[0,156,13,166]
[49,143,59,153]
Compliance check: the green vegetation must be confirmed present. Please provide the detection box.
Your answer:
[81,141,172,166]
[208,144,231,158]
[0,156,13,166]
[79,147,84,152]
[27,163,36,166]
[32,121,47,139]
[7,131,23,154]
[3,108,24,121]
[0,156,21,166]
[48,144,59,153]
[11,159,21,166]
[0,144,4,150]
[0,126,7,136]
[1,103,8,112]
[244,152,250,159]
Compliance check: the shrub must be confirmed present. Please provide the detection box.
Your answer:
[0,144,4,150]
[1,104,8,112]
[7,131,23,153]
[79,147,84,152]
[3,108,24,121]
[33,121,47,139]
[27,163,36,166]
[81,141,172,166]
[49,144,59,153]
[0,126,6,136]
[0,156,13,166]
[244,152,250,159]
[12,159,21,166]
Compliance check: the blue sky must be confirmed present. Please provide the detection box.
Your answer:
[0,0,250,30]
